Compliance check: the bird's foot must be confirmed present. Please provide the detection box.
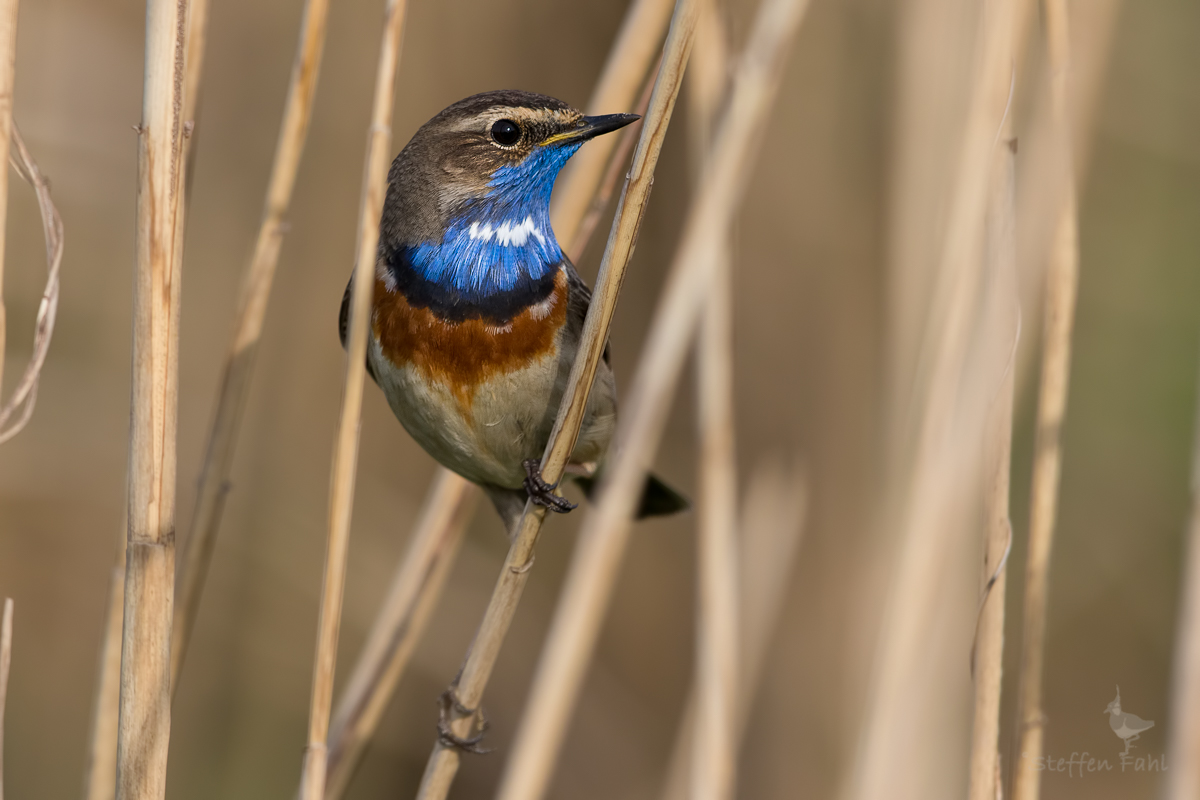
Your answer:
[437,688,491,755]
[523,458,576,514]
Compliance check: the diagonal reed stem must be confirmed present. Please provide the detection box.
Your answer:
[171,0,332,694]
[1012,2,1079,798]
[117,1,191,798]
[296,1,410,798]
[494,0,810,796]
[413,3,702,798]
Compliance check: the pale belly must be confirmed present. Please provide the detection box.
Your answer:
[368,334,616,489]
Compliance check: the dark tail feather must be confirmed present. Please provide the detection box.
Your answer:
[575,473,690,519]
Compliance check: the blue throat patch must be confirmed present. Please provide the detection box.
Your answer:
[403,142,583,302]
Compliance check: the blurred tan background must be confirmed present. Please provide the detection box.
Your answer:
[0,0,1197,798]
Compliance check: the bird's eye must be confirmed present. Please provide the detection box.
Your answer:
[490,119,521,147]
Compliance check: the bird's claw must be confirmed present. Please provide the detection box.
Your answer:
[437,688,491,755]
[522,458,576,513]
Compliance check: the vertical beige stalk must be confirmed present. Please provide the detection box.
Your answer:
[0,0,18,400]
[967,127,1018,800]
[296,1,409,798]
[172,0,332,694]
[660,462,809,800]
[495,0,808,797]
[83,520,127,800]
[414,4,702,799]
[550,0,675,246]
[1165,359,1200,800]
[118,1,190,798]
[320,472,478,800]
[689,2,737,798]
[848,0,1032,796]
[1011,2,1077,798]
[0,598,12,800]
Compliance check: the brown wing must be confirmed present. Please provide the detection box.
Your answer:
[563,261,610,365]
[338,275,378,384]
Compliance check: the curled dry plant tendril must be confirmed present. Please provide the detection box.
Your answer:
[0,123,63,444]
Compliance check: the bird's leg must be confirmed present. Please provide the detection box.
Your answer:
[522,458,577,513]
[437,687,491,754]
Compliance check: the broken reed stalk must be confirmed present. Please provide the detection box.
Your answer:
[0,126,64,444]
[1012,2,1079,797]
[0,0,16,402]
[660,461,809,800]
[172,0,332,694]
[297,1,409,798]
[967,116,1018,800]
[0,598,11,800]
[413,3,701,798]
[319,472,478,800]
[117,0,191,797]
[550,0,675,246]
[494,0,809,796]
[1165,355,1200,800]
[849,0,1032,796]
[317,2,674,793]
[688,1,738,798]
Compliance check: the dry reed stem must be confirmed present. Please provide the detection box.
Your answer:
[319,472,478,800]
[660,461,809,800]
[1165,356,1200,800]
[550,0,675,246]
[116,1,190,797]
[848,0,1032,796]
[689,1,738,798]
[297,2,409,798]
[0,126,64,444]
[493,0,808,796]
[0,0,17,403]
[0,598,12,800]
[565,57,659,266]
[83,520,127,800]
[172,0,332,694]
[1012,3,1078,797]
[413,3,701,797]
[967,124,1018,800]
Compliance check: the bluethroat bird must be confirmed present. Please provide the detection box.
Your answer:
[339,90,688,531]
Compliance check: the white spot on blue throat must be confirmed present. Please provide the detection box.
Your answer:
[404,140,584,300]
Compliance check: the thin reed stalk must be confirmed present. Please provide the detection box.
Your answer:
[0,598,12,800]
[297,1,409,798]
[849,0,1032,796]
[689,2,738,798]
[1011,3,1078,798]
[116,1,191,798]
[550,0,675,246]
[1165,355,1200,800]
[0,126,64,444]
[0,0,17,402]
[494,0,809,796]
[967,125,1018,800]
[83,519,127,800]
[320,472,478,800]
[413,3,702,797]
[660,461,809,800]
[172,0,332,694]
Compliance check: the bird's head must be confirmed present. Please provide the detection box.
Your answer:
[1105,686,1121,715]
[379,91,637,307]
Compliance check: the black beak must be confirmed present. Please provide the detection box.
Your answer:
[543,113,640,146]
